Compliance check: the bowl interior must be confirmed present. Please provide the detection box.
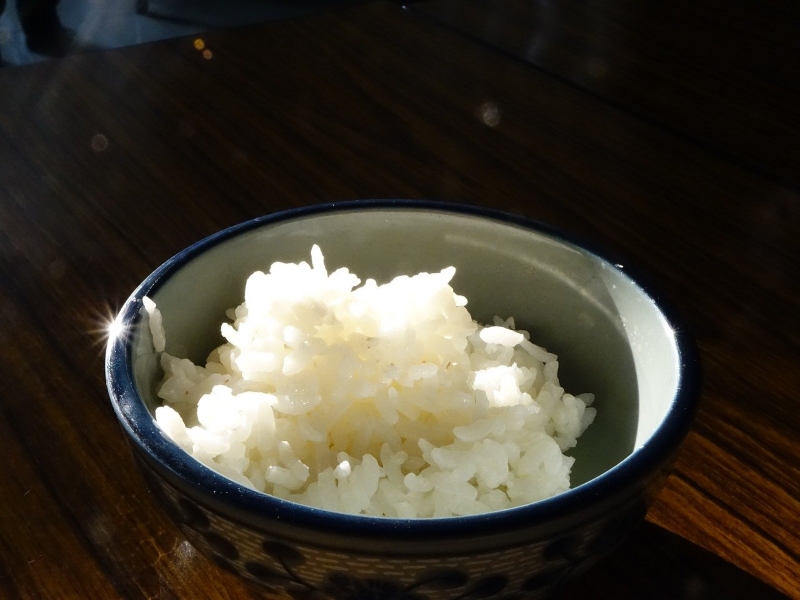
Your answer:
[131,207,680,488]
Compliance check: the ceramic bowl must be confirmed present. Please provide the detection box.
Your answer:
[105,200,701,599]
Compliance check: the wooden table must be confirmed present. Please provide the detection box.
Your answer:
[0,1,797,597]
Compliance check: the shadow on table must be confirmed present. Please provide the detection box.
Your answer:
[559,521,789,599]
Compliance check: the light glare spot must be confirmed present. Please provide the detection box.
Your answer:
[91,134,109,152]
[87,304,128,357]
[202,49,213,60]
[107,314,126,340]
[193,38,205,50]
[478,101,501,127]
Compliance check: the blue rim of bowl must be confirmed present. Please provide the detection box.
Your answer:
[105,199,702,539]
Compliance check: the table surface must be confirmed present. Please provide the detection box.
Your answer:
[0,1,797,598]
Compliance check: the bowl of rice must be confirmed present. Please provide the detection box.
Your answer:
[106,200,701,598]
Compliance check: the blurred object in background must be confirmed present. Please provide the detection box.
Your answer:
[0,0,74,64]
[0,0,363,66]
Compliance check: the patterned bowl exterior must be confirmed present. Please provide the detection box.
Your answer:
[107,202,701,599]
[137,452,648,600]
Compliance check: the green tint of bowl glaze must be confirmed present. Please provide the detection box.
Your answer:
[110,201,700,600]
[133,207,679,489]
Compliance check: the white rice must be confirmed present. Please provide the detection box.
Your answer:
[150,246,596,517]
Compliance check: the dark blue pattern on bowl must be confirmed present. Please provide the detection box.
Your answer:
[140,459,645,599]
[108,201,702,599]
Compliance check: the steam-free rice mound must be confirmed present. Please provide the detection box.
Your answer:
[149,246,596,517]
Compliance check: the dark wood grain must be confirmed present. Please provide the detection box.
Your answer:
[0,1,798,598]
[412,0,800,187]
[559,520,792,600]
